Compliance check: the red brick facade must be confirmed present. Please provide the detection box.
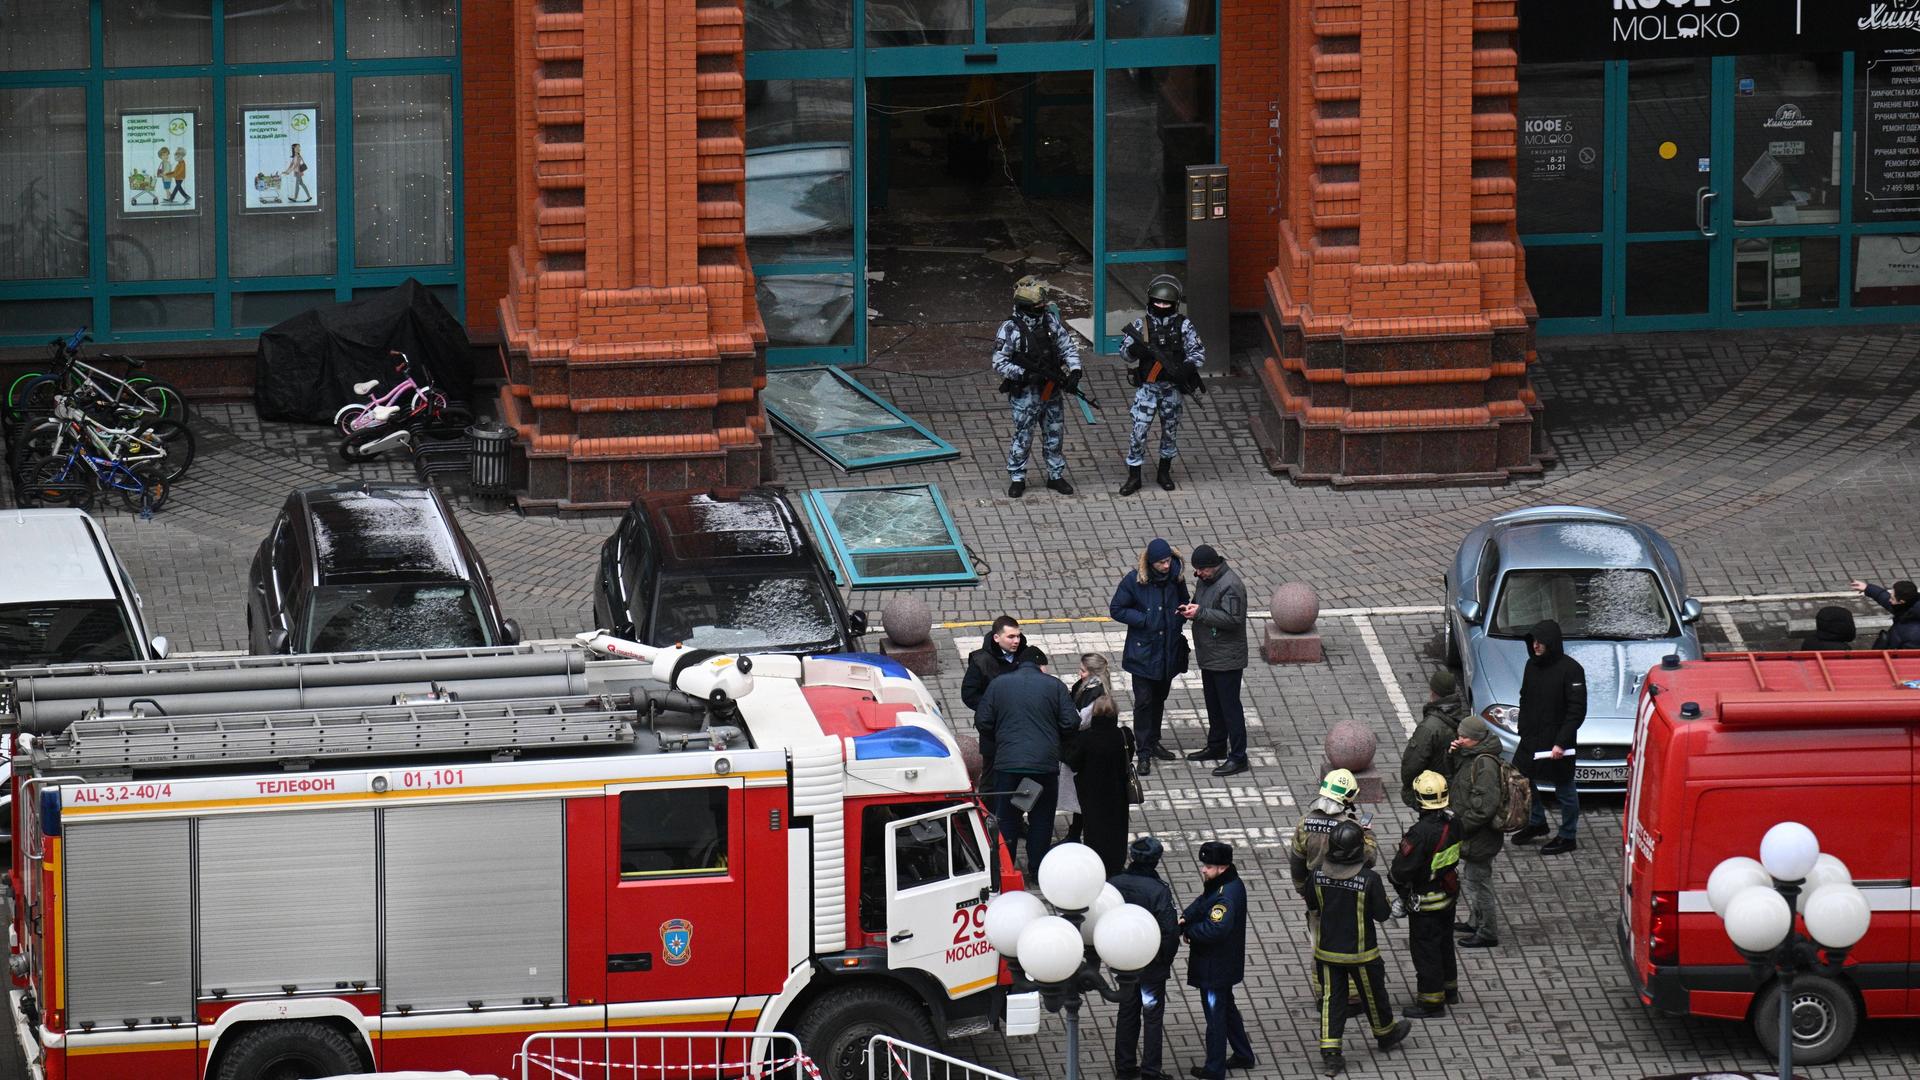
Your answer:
[461,0,516,339]
[1219,0,1283,312]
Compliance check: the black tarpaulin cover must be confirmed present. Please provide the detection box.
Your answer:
[253,279,473,423]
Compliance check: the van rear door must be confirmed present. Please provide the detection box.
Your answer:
[1622,693,1662,994]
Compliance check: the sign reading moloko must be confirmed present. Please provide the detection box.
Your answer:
[1520,0,1920,64]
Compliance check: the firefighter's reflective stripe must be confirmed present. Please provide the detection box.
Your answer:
[1430,841,1461,874]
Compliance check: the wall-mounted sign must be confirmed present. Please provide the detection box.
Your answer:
[243,107,321,212]
[1860,53,1920,217]
[1520,0,1920,64]
[121,111,197,217]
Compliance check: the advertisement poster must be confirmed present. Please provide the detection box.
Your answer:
[243,107,320,212]
[121,110,197,216]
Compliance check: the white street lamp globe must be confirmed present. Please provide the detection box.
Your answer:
[1796,853,1854,913]
[983,890,1048,957]
[1016,915,1086,984]
[1759,821,1821,882]
[1080,883,1125,945]
[1093,903,1162,973]
[1707,856,1773,918]
[1803,883,1872,950]
[1037,843,1108,911]
[1723,885,1793,953]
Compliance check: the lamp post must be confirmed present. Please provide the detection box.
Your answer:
[981,843,1162,1080]
[1709,822,1871,1080]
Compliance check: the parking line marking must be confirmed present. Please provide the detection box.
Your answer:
[1710,609,1748,652]
[1352,614,1418,737]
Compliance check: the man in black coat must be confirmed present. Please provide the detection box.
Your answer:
[1797,606,1855,651]
[1851,578,1920,648]
[1180,841,1257,1079]
[1110,836,1180,1080]
[1511,619,1585,855]
[962,616,1050,714]
[974,659,1078,872]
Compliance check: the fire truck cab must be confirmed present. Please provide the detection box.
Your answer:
[1,635,1039,1080]
[1621,650,1920,1065]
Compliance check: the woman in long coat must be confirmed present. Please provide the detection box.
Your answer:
[1065,694,1132,876]
[1062,654,1112,845]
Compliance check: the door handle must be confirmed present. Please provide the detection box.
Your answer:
[608,953,653,973]
[1696,187,1719,238]
[890,930,914,943]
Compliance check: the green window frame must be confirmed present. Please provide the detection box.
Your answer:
[0,0,464,347]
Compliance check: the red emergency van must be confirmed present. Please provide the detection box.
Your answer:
[1621,650,1920,1065]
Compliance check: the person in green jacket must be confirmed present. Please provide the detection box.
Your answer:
[1399,668,1466,809]
[1448,714,1507,949]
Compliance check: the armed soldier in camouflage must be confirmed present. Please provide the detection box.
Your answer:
[1118,274,1205,495]
[992,276,1083,499]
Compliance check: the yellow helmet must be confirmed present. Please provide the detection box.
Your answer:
[1013,275,1047,309]
[1413,770,1449,809]
[1319,768,1359,805]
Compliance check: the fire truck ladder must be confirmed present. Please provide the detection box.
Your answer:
[36,694,638,772]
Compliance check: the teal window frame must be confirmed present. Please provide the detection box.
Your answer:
[761,365,959,470]
[800,484,977,589]
[746,1,1218,368]
[0,0,464,347]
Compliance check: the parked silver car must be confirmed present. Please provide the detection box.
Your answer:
[0,507,169,669]
[1443,506,1703,792]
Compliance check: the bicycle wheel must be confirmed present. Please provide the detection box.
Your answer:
[4,370,45,420]
[118,462,170,515]
[139,419,196,482]
[28,455,95,509]
[335,402,369,437]
[7,415,60,471]
[15,374,59,417]
[124,376,189,422]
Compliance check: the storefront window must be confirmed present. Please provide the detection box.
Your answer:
[1517,62,1606,235]
[746,80,854,263]
[1731,55,1841,226]
[1105,67,1214,251]
[867,0,969,47]
[987,0,1091,43]
[747,0,851,50]
[1854,52,1920,224]
[1625,58,1711,235]
[1523,245,1603,320]
[1623,242,1708,317]
[1853,235,1920,306]
[1107,0,1214,38]
[758,273,856,347]
[1732,236,1838,311]
[227,0,333,65]
[104,0,213,68]
[104,78,215,282]
[346,0,456,59]
[1105,260,1184,338]
[0,87,88,281]
[352,75,454,268]
[229,74,336,278]
[0,0,87,71]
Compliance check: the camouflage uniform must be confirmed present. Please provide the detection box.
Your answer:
[993,309,1082,481]
[1123,312,1205,467]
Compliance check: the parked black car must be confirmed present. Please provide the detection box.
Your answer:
[248,483,520,655]
[592,487,865,654]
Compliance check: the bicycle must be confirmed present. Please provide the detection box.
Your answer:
[335,350,471,460]
[8,393,195,484]
[5,328,189,424]
[22,431,172,516]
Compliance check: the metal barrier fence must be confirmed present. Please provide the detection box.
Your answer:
[518,1030,820,1080]
[865,1035,1020,1080]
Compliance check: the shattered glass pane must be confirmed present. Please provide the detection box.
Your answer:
[815,428,944,463]
[756,275,855,347]
[651,572,839,652]
[853,551,968,577]
[745,0,852,50]
[747,145,853,239]
[764,368,900,432]
[867,0,970,45]
[306,584,490,652]
[820,488,952,549]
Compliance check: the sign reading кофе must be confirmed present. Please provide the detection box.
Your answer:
[1520,0,1920,64]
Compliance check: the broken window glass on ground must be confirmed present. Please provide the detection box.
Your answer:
[802,484,976,587]
[762,367,958,470]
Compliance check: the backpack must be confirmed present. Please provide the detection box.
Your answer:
[1483,755,1534,833]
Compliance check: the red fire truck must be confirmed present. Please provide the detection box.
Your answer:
[1,634,1039,1080]
[1620,650,1920,1065]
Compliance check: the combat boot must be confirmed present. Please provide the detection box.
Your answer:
[1008,479,1026,499]
[1156,458,1175,490]
[1118,465,1142,496]
[1047,476,1074,495]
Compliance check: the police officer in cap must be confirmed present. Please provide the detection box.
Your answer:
[992,275,1082,499]
[1307,821,1411,1076]
[1118,274,1205,495]
[1179,840,1256,1079]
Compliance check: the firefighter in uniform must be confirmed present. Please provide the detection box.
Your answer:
[1306,821,1412,1076]
[1180,840,1256,1079]
[1290,768,1379,995]
[992,275,1083,499]
[1386,770,1462,1018]
[1118,274,1205,495]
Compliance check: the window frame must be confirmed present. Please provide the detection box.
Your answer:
[616,785,733,881]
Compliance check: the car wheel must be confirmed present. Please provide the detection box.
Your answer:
[1441,584,1460,666]
[1751,973,1858,1066]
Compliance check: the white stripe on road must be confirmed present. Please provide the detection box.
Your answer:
[1709,609,1748,652]
[1351,615,1418,737]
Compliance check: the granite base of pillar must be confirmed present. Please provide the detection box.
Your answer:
[1263,627,1324,664]
[1322,761,1387,805]
[879,638,941,677]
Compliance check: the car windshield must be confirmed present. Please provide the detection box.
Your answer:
[0,601,138,668]
[305,583,490,653]
[1492,568,1677,640]
[651,571,838,651]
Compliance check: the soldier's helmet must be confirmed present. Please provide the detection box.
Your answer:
[1146,274,1183,308]
[1013,275,1047,313]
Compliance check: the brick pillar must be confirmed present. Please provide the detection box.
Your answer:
[1219,0,1283,313]
[497,0,768,510]
[1249,0,1547,484]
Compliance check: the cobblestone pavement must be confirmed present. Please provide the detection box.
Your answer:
[6,323,1920,1078]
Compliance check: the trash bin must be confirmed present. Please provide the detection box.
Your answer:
[467,421,513,499]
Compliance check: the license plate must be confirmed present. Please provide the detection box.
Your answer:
[1575,766,1628,784]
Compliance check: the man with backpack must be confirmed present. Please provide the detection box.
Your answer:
[1449,714,1517,949]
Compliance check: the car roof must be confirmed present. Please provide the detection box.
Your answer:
[0,509,118,604]
[295,484,469,583]
[640,490,809,565]
[1495,519,1660,572]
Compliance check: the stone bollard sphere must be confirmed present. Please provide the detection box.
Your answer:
[1270,582,1320,635]
[1323,717,1378,773]
[882,595,933,647]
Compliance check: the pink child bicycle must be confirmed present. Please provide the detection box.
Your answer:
[332,350,463,436]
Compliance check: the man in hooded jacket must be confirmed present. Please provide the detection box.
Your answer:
[1111,538,1190,773]
[1110,836,1180,1080]
[1399,668,1466,809]
[1851,578,1920,649]
[1511,619,1584,856]
[1798,606,1856,651]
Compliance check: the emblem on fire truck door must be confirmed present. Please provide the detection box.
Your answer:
[661,919,693,966]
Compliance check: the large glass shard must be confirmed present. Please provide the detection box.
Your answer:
[762,367,958,471]
[803,485,976,588]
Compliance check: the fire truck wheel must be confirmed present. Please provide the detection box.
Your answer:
[794,984,936,1080]
[1751,974,1858,1066]
[212,1020,366,1080]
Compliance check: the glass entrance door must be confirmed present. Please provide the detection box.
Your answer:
[1617,57,1724,329]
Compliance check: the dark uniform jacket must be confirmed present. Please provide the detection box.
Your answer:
[1289,809,1378,901]
[1181,867,1248,989]
[1305,866,1392,965]
[1399,695,1466,809]
[961,630,1050,713]
[1449,737,1507,862]
[973,661,1077,776]
[1515,619,1585,787]
[1864,586,1920,649]
[1387,810,1462,913]
[1109,865,1180,983]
